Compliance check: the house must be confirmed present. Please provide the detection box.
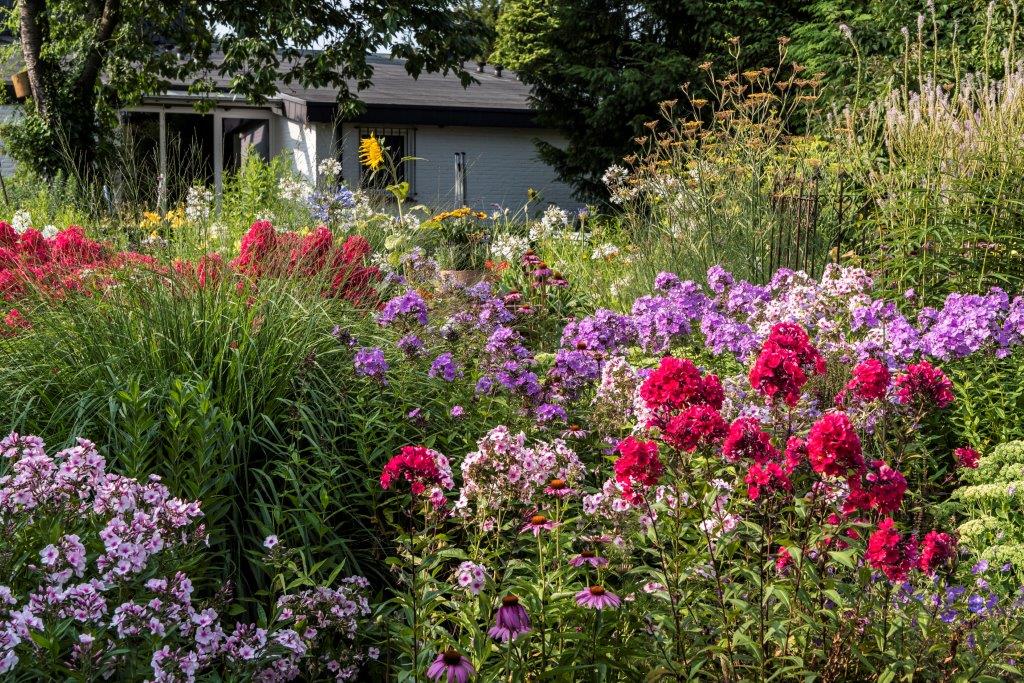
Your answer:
[118,54,582,212]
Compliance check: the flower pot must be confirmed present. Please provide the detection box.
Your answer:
[439,269,488,287]
[11,71,30,99]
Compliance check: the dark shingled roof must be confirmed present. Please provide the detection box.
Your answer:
[162,53,539,128]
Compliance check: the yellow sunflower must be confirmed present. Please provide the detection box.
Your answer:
[359,134,385,171]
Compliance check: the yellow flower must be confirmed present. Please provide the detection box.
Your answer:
[359,134,384,171]
[140,211,161,230]
[167,206,186,230]
[430,206,485,222]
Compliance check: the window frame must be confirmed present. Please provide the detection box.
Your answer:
[356,126,416,200]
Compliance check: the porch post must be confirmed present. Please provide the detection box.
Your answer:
[213,111,223,206]
[158,110,167,212]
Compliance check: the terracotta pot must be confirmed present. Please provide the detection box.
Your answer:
[11,71,30,99]
[439,269,488,287]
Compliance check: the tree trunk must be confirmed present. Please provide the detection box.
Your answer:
[17,0,51,118]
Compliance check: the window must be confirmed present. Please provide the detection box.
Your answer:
[357,127,415,199]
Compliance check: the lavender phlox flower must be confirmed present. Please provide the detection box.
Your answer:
[377,290,429,327]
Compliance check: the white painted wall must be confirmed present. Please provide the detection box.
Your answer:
[337,123,582,212]
[278,118,337,183]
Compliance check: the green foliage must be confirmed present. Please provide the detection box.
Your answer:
[947,352,1024,448]
[493,0,811,197]
[0,268,358,596]
[833,37,1024,303]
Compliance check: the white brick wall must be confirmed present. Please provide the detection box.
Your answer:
[337,123,582,212]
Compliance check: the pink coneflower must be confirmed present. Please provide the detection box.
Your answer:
[575,585,621,609]
[544,478,575,498]
[569,550,608,568]
[522,514,559,536]
[562,424,587,439]
[487,594,531,642]
[426,649,476,683]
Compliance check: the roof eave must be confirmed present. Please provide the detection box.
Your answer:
[287,99,538,128]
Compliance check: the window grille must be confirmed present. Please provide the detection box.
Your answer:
[356,126,416,199]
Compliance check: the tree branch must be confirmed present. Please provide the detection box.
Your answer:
[76,0,122,97]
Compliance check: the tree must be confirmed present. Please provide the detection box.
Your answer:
[3,0,489,178]
[493,0,809,198]
[458,0,502,65]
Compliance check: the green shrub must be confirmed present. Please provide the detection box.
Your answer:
[952,440,1024,567]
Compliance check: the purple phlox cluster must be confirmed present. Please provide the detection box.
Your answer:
[465,281,517,329]
[457,426,584,512]
[631,279,709,354]
[399,248,440,285]
[546,349,601,403]
[429,353,462,382]
[535,403,568,425]
[560,308,636,354]
[918,289,1014,359]
[353,347,388,383]
[377,290,429,327]
[476,326,541,402]
[706,265,735,294]
[434,285,516,345]
[724,280,771,316]
[653,271,682,292]
[396,333,424,358]
[590,356,641,433]
[453,561,488,595]
[270,578,373,681]
[700,311,759,360]
[0,434,374,681]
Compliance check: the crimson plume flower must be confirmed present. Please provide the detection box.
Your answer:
[722,417,779,463]
[380,445,453,505]
[1,308,30,336]
[918,530,957,576]
[639,356,723,416]
[613,437,663,503]
[231,220,277,274]
[954,446,980,469]
[663,404,728,453]
[748,323,825,406]
[844,460,907,515]
[806,412,864,477]
[837,358,891,405]
[893,361,955,409]
[865,517,918,582]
